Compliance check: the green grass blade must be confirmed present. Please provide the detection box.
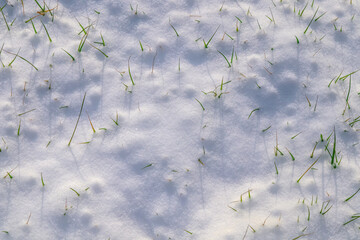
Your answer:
[217,50,231,67]
[128,56,135,85]
[88,43,108,58]
[68,92,86,146]
[195,98,205,111]
[345,187,360,202]
[0,4,10,31]
[205,25,220,48]
[41,21,52,42]
[304,6,319,34]
[62,48,75,61]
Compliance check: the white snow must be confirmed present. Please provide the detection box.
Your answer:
[1,0,360,239]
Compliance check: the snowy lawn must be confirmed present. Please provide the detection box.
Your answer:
[0,0,360,239]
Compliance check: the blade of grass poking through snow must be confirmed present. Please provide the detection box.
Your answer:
[349,116,360,127]
[343,214,360,225]
[88,43,108,58]
[8,48,20,67]
[274,161,278,175]
[235,16,242,23]
[305,95,311,107]
[41,20,52,42]
[230,46,234,64]
[291,131,302,139]
[139,40,144,51]
[3,49,38,71]
[299,2,308,17]
[224,33,234,40]
[310,141,318,158]
[30,20,37,33]
[68,92,86,146]
[184,230,193,235]
[330,127,336,167]
[314,95,319,112]
[111,112,119,126]
[315,11,326,21]
[257,19,261,30]
[0,4,10,31]
[94,33,105,46]
[297,156,320,183]
[142,163,153,169]
[18,108,36,116]
[304,6,319,34]
[345,187,360,202]
[248,108,260,119]
[78,30,89,52]
[342,76,351,115]
[217,50,231,67]
[70,188,80,197]
[169,18,179,37]
[295,35,299,44]
[34,0,45,12]
[41,172,45,187]
[62,48,75,61]
[285,147,295,161]
[86,111,96,133]
[262,125,271,132]
[338,69,359,82]
[128,56,135,85]
[195,98,205,111]
[76,19,87,35]
[270,7,275,24]
[17,120,21,136]
[203,25,220,48]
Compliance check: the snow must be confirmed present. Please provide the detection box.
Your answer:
[0,0,360,239]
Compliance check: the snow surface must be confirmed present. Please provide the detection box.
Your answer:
[0,0,360,239]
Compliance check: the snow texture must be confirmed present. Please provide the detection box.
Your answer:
[0,0,360,239]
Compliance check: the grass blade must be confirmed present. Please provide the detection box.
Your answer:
[195,98,205,111]
[41,20,52,42]
[345,187,360,202]
[217,50,231,67]
[204,25,220,48]
[297,156,320,183]
[304,6,319,34]
[62,48,75,61]
[88,43,108,58]
[68,92,86,146]
[128,56,135,85]
[0,4,10,31]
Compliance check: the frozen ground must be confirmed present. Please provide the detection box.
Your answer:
[0,0,360,239]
